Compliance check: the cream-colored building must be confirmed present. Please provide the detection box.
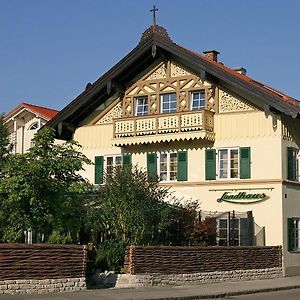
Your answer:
[48,25,300,276]
[4,102,59,154]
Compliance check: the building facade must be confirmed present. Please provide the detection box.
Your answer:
[48,25,300,276]
[4,102,59,154]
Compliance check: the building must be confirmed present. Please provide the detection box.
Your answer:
[47,24,300,276]
[4,102,59,154]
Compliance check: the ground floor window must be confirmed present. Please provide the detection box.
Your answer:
[217,218,240,246]
[105,155,122,175]
[159,152,177,181]
[288,218,300,252]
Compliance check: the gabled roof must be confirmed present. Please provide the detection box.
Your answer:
[4,102,59,122]
[47,25,300,140]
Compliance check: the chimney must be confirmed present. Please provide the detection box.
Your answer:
[233,67,247,75]
[203,50,220,62]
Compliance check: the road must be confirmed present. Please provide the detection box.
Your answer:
[215,288,300,300]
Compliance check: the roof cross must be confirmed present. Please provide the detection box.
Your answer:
[150,5,158,27]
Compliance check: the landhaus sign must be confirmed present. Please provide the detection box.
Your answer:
[217,192,267,204]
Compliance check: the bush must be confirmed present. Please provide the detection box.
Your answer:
[96,238,126,273]
[47,230,73,244]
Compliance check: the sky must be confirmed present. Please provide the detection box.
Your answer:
[1,0,300,114]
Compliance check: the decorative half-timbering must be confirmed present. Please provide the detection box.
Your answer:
[97,102,122,125]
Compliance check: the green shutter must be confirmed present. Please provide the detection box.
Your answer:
[147,153,157,182]
[123,154,132,166]
[205,149,216,180]
[177,151,188,181]
[95,156,104,184]
[240,147,251,179]
[288,218,295,252]
[287,147,295,180]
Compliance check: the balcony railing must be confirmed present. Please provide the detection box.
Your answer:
[113,110,214,144]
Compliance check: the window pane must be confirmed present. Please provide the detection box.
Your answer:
[160,153,168,181]
[135,97,148,116]
[161,93,177,113]
[115,156,122,166]
[230,149,239,178]
[169,153,177,181]
[191,91,205,110]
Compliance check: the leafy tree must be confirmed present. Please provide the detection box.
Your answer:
[0,127,93,242]
[0,113,12,173]
[89,165,170,246]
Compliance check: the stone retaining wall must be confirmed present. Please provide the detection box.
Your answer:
[0,243,87,294]
[116,267,283,288]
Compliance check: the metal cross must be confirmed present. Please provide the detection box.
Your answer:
[150,5,158,27]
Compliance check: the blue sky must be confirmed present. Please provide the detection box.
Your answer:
[1,0,300,114]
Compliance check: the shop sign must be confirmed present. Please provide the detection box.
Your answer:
[217,192,267,204]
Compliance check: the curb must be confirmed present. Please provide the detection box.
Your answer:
[142,285,300,300]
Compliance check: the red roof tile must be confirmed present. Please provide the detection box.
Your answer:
[4,102,59,121]
[177,45,300,110]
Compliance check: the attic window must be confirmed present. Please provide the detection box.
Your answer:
[28,121,39,131]
[135,96,149,116]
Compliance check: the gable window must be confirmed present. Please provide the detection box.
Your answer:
[190,90,205,110]
[218,148,239,179]
[161,93,177,113]
[105,155,122,175]
[135,96,148,116]
[288,218,300,252]
[28,121,39,131]
[287,147,299,181]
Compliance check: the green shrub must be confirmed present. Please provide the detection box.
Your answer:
[47,230,73,244]
[96,238,126,272]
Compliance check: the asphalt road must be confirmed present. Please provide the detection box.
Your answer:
[216,288,300,300]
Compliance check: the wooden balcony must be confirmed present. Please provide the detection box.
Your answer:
[112,110,215,146]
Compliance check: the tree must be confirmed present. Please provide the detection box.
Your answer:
[0,127,93,242]
[0,113,12,173]
[89,165,170,246]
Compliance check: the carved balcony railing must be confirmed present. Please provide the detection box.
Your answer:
[113,110,215,146]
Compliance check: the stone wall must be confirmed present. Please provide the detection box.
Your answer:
[125,245,282,274]
[0,243,87,294]
[116,245,283,287]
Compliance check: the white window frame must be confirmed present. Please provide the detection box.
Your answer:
[157,152,178,182]
[190,90,205,110]
[217,148,240,180]
[217,218,240,246]
[135,96,149,116]
[160,93,177,114]
[104,155,122,176]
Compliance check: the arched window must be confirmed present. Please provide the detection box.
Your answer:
[28,121,39,131]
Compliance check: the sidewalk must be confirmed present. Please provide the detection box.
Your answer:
[1,276,300,300]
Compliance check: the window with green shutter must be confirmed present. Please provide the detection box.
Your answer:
[177,151,187,181]
[147,153,157,182]
[205,149,216,180]
[240,147,251,179]
[95,156,104,184]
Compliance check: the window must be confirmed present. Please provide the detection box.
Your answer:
[288,218,300,252]
[218,148,239,179]
[28,121,39,131]
[135,96,148,116]
[190,90,205,110]
[217,218,240,246]
[105,155,122,175]
[161,93,177,113]
[287,147,299,181]
[159,152,177,181]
